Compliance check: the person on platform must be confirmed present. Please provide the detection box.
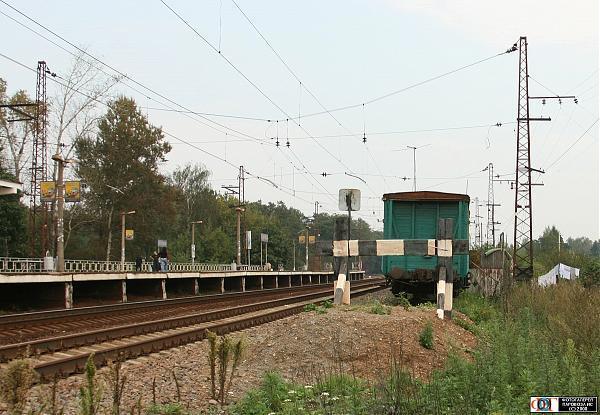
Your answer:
[159,247,169,272]
[152,251,160,272]
[135,255,143,272]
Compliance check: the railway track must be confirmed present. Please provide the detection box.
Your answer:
[0,281,377,345]
[1,278,385,379]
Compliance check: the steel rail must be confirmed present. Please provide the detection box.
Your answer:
[0,280,383,362]
[30,284,382,379]
[0,279,369,328]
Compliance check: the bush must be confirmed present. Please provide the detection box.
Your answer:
[419,322,434,350]
[580,259,600,287]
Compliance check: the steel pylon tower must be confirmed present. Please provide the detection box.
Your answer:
[512,37,534,280]
[29,61,49,256]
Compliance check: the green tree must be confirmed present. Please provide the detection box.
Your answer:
[74,96,172,261]
[0,163,27,257]
[565,236,593,256]
[590,240,600,258]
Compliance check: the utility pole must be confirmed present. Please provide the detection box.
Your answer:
[222,166,246,267]
[236,207,243,266]
[304,225,309,271]
[512,36,575,280]
[405,144,429,192]
[408,146,417,191]
[51,153,65,272]
[191,220,202,264]
[120,210,136,271]
[292,240,296,271]
[473,197,484,247]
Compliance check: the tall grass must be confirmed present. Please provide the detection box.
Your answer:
[231,282,600,414]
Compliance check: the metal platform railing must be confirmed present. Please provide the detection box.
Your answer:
[0,257,235,273]
[0,257,363,274]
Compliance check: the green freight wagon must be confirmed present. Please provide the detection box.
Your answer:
[382,191,470,297]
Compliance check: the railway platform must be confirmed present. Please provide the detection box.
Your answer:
[0,269,365,310]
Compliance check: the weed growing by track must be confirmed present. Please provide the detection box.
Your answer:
[303,300,333,315]
[418,321,434,349]
[206,330,246,405]
[0,358,37,415]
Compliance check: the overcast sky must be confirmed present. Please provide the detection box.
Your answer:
[1,0,598,242]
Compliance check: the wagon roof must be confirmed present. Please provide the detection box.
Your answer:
[382,191,470,202]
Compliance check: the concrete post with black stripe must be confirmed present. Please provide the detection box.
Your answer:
[333,218,348,305]
[436,218,454,320]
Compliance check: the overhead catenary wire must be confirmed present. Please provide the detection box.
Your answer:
[159,0,356,200]
[0,51,321,208]
[544,118,599,171]
[229,0,409,199]
[271,45,518,122]
[0,0,277,148]
[159,0,357,182]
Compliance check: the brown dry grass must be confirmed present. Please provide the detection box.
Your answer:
[507,282,600,353]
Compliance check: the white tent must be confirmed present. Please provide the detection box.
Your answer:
[537,263,580,286]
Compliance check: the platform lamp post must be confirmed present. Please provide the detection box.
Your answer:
[235,207,245,266]
[304,225,310,271]
[191,220,203,264]
[120,210,136,271]
[52,153,76,272]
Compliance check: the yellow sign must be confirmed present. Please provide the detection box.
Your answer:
[39,181,81,202]
[125,229,134,241]
[65,181,81,202]
[309,235,316,244]
[298,235,305,244]
[40,181,55,202]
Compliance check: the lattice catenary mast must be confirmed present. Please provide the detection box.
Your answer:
[29,61,49,256]
[512,37,575,279]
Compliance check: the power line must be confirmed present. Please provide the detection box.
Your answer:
[273,45,518,122]
[282,122,514,140]
[229,0,518,201]
[230,0,410,198]
[146,106,272,122]
[159,1,359,179]
[0,52,322,209]
[0,0,274,147]
[159,0,359,194]
[544,118,599,171]
[230,0,353,134]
